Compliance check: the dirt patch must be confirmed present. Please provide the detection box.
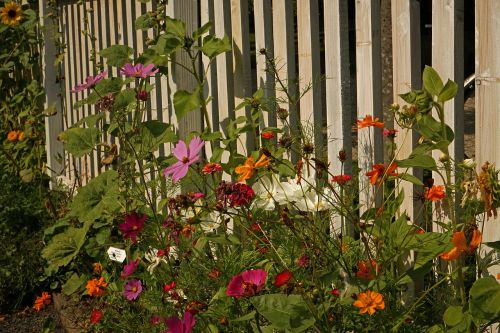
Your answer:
[0,305,64,333]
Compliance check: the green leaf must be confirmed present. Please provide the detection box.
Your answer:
[100,45,134,67]
[416,114,454,143]
[423,65,444,96]
[113,88,137,111]
[485,240,500,251]
[154,34,183,56]
[398,173,424,186]
[131,120,177,155]
[438,79,458,103]
[174,89,200,121]
[444,305,464,327]
[277,159,296,178]
[411,232,451,268]
[69,170,121,223]
[232,311,256,322]
[193,22,212,40]
[135,12,155,31]
[251,294,315,332]
[62,273,87,295]
[42,221,92,273]
[469,277,500,324]
[165,16,186,38]
[201,35,232,59]
[59,127,100,157]
[397,154,437,170]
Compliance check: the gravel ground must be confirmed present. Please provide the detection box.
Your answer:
[0,305,64,333]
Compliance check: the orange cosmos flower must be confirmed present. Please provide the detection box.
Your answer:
[86,277,108,297]
[357,115,384,129]
[353,290,385,315]
[425,185,446,201]
[356,260,381,280]
[33,291,51,312]
[234,155,270,182]
[441,229,482,261]
[7,130,19,141]
[365,162,398,185]
[17,131,25,140]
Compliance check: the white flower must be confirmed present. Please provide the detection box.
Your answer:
[294,188,334,212]
[252,177,281,211]
[200,211,223,233]
[144,248,168,274]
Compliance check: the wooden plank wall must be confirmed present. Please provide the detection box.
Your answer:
[43,0,493,249]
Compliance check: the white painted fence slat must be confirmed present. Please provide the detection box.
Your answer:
[392,0,422,222]
[476,0,500,277]
[356,0,383,211]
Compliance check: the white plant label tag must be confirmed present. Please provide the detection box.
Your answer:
[107,247,126,263]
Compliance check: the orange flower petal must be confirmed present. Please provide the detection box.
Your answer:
[452,231,468,252]
[469,229,482,252]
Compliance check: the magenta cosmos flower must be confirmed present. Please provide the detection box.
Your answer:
[71,71,107,93]
[163,136,204,182]
[121,259,140,279]
[120,63,158,78]
[119,212,147,243]
[162,311,196,333]
[226,269,267,298]
[123,279,142,301]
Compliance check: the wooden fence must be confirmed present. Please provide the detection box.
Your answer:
[41,0,500,274]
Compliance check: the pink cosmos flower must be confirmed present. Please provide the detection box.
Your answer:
[123,279,142,301]
[71,71,107,93]
[119,212,148,243]
[121,259,140,279]
[120,63,158,78]
[163,311,196,333]
[163,136,204,182]
[226,269,267,298]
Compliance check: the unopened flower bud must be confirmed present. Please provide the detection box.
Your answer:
[338,149,347,163]
[277,108,289,120]
[439,153,449,162]
[463,158,476,169]
[137,90,149,101]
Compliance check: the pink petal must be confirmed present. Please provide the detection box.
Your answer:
[183,312,196,332]
[165,317,183,333]
[187,136,204,158]
[171,164,189,182]
[172,141,188,161]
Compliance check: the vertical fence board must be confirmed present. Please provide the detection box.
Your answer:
[297,0,323,169]
[392,0,421,222]
[356,0,383,211]
[231,0,253,153]
[61,2,72,178]
[40,0,64,180]
[476,0,500,277]
[324,0,352,232]
[432,0,464,225]
[254,0,275,129]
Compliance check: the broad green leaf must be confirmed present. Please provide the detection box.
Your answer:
[423,65,444,96]
[469,277,500,323]
[201,35,232,59]
[397,154,437,170]
[165,16,186,38]
[174,89,200,121]
[69,170,121,223]
[100,45,134,67]
[251,294,315,332]
[277,159,296,178]
[232,311,256,322]
[444,305,464,327]
[411,232,450,268]
[62,272,87,295]
[135,12,155,30]
[42,221,92,273]
[485,240,500,251]
[438,79,458,103]
[416,114,454,143]
[154,34,183,56]
[193,22,212,40]
[131,120,177,155]
[113,88,137,111]
[59,127,100,157]
[398,173,424,186]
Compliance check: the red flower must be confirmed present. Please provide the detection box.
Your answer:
[365,162,398,185]
[331,288,340,297]
[250,223,262,233]
[202,162,223,175]
[274,270,293,287]
[356,260,380,280]
[208,268,222,280]
[163,281,177,293]
[186,300,207,315]
[90,308,103,324]
[424,185,446,201]
[226,269,267,298]
[357,115,384,129]
[119,212,148,243]
[296,255,310,268]
[216,181,255,207]
[383,128,398,138]
[261,131,275,139]
[331,174,352,185]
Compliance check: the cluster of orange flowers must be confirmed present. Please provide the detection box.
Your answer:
[33,291,51,312]
[86,276,108,297]
[235,154,270,182]
[6,130,25,141]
